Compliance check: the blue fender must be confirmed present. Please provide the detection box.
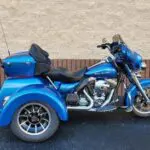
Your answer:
[0,84,68,126]
[125,78,150,107]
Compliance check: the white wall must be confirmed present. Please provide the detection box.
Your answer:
[0,0,150,59]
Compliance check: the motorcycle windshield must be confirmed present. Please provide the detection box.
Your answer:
[121,45,143,71]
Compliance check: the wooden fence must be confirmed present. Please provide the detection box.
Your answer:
[51,59,150,96]
[0,59,150,96]
[51,59,150,76]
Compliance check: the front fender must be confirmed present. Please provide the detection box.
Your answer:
[0,84,68,126]
[125,78,150,107]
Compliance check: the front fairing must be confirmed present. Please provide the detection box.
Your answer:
[115,45,143,71]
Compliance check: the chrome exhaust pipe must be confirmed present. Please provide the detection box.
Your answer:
[101,89,115,108]
[67,89,94,110]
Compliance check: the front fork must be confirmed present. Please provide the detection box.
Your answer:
[125,65,150,103]
[131,72,150,103]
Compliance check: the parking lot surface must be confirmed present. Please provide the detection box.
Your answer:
[0,111,150,150]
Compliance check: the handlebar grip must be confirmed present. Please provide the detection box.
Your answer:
[97,44,107,49]
[97,45,102,48]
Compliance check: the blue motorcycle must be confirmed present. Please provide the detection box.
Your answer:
[0,34,149,142]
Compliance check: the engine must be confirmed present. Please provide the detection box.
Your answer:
[78,79,117,107]
[93,80,111,107]
[66,77,117,109]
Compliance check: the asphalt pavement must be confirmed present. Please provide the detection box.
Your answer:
[0,111,150,150]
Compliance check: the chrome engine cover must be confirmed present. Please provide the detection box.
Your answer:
[93,80,111,107]
[77,79,117,108]
[95,80,110,89]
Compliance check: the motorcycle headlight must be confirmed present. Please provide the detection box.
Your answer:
[141,62,146,69]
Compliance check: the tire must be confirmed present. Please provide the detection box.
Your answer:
[10,102,59,142]
[133,88,150,117]
[133,104,150,117]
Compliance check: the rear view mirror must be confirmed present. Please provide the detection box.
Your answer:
[102,38,107,44]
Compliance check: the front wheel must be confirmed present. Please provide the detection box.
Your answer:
[133,88,150,117]
[11,102,59,142]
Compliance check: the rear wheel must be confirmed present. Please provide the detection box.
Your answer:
[11,102,59,142]
[133,88,150,117]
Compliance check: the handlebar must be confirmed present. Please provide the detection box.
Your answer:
[97,43,111,49]
[97,34,125,53]
[97,42,122,56]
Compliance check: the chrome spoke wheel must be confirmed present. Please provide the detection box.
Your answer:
[17,103,51,135]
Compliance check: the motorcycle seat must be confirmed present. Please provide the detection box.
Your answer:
[46,67,87,83]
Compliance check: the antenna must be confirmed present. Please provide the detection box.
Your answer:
[0,20,10,56]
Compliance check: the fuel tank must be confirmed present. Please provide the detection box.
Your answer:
[85,62,118,79]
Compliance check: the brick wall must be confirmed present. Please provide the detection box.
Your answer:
[0,0,150,59]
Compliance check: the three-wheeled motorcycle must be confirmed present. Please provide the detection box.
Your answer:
[0,34,150,142]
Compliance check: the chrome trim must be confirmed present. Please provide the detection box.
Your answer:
[46,76,57,89]
[67,89,94,110]
[101,89,115,108]
[88,56,111,69]
[88,56,115,69]
[3,96,10,106]
[141,62,146,69]
[88,60,105,69]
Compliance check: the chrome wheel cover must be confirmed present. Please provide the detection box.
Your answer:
[17,103,51,135]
